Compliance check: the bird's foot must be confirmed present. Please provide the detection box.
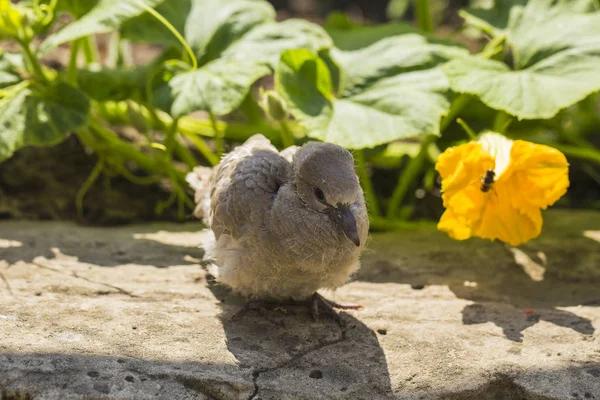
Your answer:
[310,293,364,327]
[228,300,285,327]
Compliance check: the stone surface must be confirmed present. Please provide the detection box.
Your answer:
[0,210,599,400]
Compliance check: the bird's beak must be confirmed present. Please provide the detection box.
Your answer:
[339,205,360,247]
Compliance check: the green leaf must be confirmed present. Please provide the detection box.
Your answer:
[445,0,600,120]
[323,11,358,30]
[120,0,191,46]
[142,2,331,117]
[221,19,333,68]
[41,0,165,52]
[369,141,440,169]
[0,83,90,162]
[325,18,464,52]
[460,0,526,36]
[276,35,467,149]
[56,0,100,18]
[152,59,269,117]
[335,35,467,94]
[77,66,149,102]
[121,0,275,61]
[0,52,22,89]
[327,22,416,51]
[461,0,598,36]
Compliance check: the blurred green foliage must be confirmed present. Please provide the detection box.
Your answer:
[0,0,599,226]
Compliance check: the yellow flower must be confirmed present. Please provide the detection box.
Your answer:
[436,132,569,246]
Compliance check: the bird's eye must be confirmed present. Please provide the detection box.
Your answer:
[314,187,326,202]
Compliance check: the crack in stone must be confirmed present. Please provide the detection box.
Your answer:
[0,271,14,297]
[32,261,138,298]
[247,317,349,400]
[71,272,139,298]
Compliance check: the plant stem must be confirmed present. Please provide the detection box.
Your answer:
[415,0,434,33]
[88,119,178,177]
[481,34,506,59]
[99,101,282,142]
[180,130,220,166]
[493,110,513,133]
[457,118,476,140]
[173,136,198,169]
[440,94,471,132]
[386,135,435,219]
[279,120,295,148]
[209,111,224,157]
[18,39,47,83]
[82,36,99,64]
[67,39,80,84]
[355,150,380,217]
[241,93,265,124]
[132,0,197,69]
[76,155,105,219]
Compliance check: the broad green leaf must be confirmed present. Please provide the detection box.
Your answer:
[56,0,100,18]
[152,59,269,117]
[327,22,416,51]
[460,0,525,36]
[121,0,275,61]
[335,35,467,94]
[0,83,90,162]
[77,66,149,102]
[370,141,440,169]
[325,17,464,52]
[445,0,600,119]
[0,52,22,89]
[323,11,358,30]
[221,19,333,68]
[142,2,331,117]
[120,0,191,46]
[41,0,165,52]
[461,0,597,36]
[276,37,467,149]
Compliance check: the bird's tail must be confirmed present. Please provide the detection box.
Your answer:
[185,166,213,225]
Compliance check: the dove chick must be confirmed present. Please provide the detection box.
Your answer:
[187,134,369,308]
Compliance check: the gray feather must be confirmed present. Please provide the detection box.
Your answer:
[188,134,369,300]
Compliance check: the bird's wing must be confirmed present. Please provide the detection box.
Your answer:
[210,134,292,240]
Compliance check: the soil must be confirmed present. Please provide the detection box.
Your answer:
[0,135,181,225]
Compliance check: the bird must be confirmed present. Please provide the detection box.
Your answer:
[186,134,369,324]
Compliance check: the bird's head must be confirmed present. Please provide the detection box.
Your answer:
[293,142,362,247]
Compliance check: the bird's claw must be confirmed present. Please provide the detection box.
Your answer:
[310,293,364,328]
[229,300,285,327]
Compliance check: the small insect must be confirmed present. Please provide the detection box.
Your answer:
[480,170,495,192]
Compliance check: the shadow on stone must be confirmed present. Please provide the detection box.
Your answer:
[462,303,595,342]
[0,221,205,268]
[206,280,395,399]
[0,353,254,399]
[357,210,600,342]
[440,366,600,400]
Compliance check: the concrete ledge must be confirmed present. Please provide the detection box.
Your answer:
[1,210,599,399]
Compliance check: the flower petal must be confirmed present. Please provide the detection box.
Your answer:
[436,142,495,199]
[435,135,560,247]
[501,140,570,210]
[473,182,543,247]
[477,132,513,177]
